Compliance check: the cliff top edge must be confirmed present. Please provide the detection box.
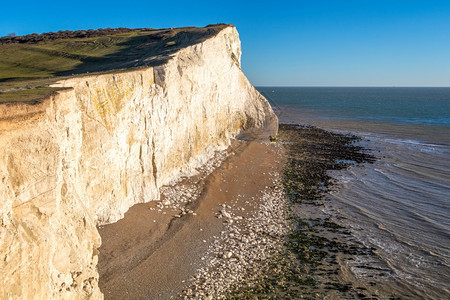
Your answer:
[0,24,233,105]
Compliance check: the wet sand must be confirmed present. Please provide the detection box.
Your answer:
[97,140,284,299]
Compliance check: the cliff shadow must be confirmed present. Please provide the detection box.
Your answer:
[55,25,227,76]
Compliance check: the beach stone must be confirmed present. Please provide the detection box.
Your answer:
[220,210,232,219]
[181,177,288,299]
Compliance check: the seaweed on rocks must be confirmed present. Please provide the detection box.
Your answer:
[227,124,382,299]
[281,124,375,205]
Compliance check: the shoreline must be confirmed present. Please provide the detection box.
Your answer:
[273,105,450,147]
[97,124,416,299]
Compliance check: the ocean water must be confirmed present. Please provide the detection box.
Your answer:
[257,87,450,298]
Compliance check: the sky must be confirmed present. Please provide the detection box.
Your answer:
[1,0,450,87]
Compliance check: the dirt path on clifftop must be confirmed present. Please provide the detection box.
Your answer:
[97,140,283,299]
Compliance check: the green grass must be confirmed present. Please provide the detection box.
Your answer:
[0,34,133,80]
[0,30,148,103]
[0,87,69,103]
[0,25,227,103]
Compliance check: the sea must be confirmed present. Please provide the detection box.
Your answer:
[257,87,450,299]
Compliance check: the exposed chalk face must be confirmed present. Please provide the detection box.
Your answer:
[0,25,277,299]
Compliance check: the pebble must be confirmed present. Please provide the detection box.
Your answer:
[181,174,288,299]
[153,147,287,299]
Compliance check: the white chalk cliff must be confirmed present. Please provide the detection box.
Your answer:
[0,25,277,299]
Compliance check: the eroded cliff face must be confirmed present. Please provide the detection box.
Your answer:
[0,26,277,299]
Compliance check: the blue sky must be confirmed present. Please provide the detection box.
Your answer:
[1,0,449,86]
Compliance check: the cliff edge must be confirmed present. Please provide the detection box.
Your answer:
[0,25,277,299]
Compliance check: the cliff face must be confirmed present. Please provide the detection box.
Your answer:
[0,26,277,299]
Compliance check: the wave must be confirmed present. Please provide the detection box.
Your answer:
[381,137,450,154]
[327,134,450,289]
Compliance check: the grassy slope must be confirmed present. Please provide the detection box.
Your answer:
[0,25,225,103]
[0,32,138,102]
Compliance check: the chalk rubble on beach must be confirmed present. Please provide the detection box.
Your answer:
[180,175,289,299]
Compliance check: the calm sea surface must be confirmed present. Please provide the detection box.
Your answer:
[257,87,450,299]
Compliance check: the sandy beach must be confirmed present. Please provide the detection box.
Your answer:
[98,139,285,299]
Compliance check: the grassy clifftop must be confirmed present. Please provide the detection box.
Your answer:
[0,24,228,103]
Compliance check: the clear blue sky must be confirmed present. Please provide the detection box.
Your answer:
[1,0,449,87]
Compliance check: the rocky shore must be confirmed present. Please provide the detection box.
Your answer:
[179,124,384,300]
[96,124,395,299]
